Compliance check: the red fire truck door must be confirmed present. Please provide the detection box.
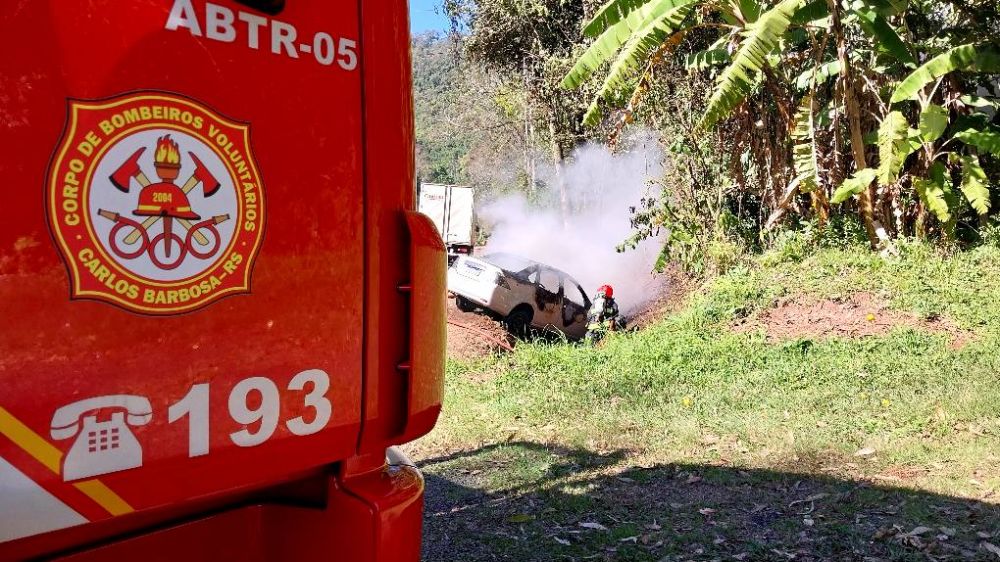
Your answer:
[0,1,384,558]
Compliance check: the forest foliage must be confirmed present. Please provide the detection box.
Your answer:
[414,0,1000,269]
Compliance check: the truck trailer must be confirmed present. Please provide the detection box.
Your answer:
[0,1,445,560]
[417,183,476,257]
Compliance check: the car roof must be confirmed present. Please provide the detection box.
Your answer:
[481,252,540,272]
[480,253,584,284]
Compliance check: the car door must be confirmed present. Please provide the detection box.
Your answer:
[533,267,564,329]
[561,276,591,339]
[0,1,367,553]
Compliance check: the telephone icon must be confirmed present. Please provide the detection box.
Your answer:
[50,395,152,482]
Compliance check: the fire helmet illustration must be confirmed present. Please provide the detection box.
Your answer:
[47,92,266,314]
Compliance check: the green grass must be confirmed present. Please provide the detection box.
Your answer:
[417,243,1000,498]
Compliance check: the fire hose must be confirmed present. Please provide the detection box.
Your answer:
[99,210,227,270]
[447,319,515,352]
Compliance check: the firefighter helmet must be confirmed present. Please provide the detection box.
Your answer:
[133,182,201,220]
[597,284,613,298]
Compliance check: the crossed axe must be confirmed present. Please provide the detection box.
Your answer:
[109,147,222,246]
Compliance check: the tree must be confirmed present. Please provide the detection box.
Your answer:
[445,0,593,224]
[412,32,540,200]
[412,32,472,184]
[562,0,1000,247]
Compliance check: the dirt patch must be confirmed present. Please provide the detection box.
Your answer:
[622,266,696,331]
[733,292,973,348]
[446,296,516,361]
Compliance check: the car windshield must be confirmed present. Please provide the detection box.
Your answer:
[483,253,537,274]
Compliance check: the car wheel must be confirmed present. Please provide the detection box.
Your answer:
[504,306,533,339]
[456,296,477,313]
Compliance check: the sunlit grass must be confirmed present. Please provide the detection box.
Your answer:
[419,243,1000,499]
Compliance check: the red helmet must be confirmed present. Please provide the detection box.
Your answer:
[598,284,613,298]
[133,182,201,220]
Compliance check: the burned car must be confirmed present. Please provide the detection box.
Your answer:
[448,253,592,339]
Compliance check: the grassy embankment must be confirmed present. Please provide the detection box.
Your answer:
[411,243,1000,561]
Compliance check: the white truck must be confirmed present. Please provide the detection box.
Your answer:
[418,183,475,257]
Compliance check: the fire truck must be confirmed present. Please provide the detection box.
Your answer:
[0,1,445,560]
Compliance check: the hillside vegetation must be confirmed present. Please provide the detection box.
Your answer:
[424,1,1000,269]
[412,243,1000,560]
[411,2,1000,559]
[421,242,1000,496]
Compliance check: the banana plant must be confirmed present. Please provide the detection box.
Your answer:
[700,0,806,129]
[563,0,914,129]
[833,43,1000,230]
[562,0,999,244]
[560,0,703,126]
[562,0,799,129]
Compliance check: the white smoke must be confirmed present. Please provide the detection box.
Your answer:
[479,131,663,313]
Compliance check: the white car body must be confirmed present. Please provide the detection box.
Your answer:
[448,253,592,339]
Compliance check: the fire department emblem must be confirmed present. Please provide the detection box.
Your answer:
[47,92,265,314]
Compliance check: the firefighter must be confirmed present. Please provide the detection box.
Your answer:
[586,284,620,345]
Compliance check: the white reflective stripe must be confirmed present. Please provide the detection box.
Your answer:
[0,456,86,543]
